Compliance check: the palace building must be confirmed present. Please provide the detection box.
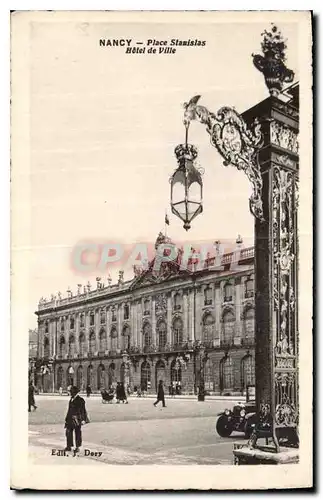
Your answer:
[35,234,255,395]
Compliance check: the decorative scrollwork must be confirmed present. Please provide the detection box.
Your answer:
[183,97,264,221]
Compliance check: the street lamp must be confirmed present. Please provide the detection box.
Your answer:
[170,142,203,231]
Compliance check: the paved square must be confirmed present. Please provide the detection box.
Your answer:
[29,396,246,465]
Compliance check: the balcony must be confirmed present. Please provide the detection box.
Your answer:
[241,337,255,347]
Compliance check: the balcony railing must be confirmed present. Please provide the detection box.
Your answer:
[241,337,255,347]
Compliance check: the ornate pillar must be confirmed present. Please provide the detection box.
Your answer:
[243,94,299,447]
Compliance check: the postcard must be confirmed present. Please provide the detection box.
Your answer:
[11,10,313,490]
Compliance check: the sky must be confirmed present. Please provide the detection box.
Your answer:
[19,14,299,328]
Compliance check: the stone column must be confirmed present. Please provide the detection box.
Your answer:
[167,293,172,345]
[152,297,157,346]
[243,92,299,445]
[117,305,122,350]
[137,301,142,348]
[183,290,189,342]
[234,278,243,345]
[214,285,221,346]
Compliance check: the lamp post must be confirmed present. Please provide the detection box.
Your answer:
[169,25,299,462]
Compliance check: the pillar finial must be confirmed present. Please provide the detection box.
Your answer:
[252,24,294,97]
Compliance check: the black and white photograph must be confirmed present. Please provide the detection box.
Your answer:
[10,10,313,490]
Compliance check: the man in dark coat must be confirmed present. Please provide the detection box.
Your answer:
[28,381,37,412]
[64,386,89,452]
[153,380,166,408]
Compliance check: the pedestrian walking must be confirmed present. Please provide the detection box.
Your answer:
[64,386,89,453]
[28,380,37,412]
[153,380,166,408]
[116,382,128,403]
[86,385,91,398]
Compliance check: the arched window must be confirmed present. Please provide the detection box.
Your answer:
[70,316,75,330]
[79,333,86,356]
[141,361,151,391]
[97,364,105,390]
[45,321,49,334]
[89,331,96,355]
[110,327,118,351]
[124,304,129,320]
[220,356,233,392]
[173,318,183,346]
[59,335,66,357]
[108,362,116,387]
[155,360,166,391]
[100,309,106,324]
[222,310,235,344]
[90,311,95,326]
[143,322,151,350]
[66,365,74,387]
[99,328,107,352]
[143,299,150,316]
[171,358,182,384]
[204,358,214,391]
[43,336,50,358]
[80,314,85,328]
[87,364,94,388]
[173,293,182,311]
[224,283,233,302]
[68,335,75,357]
[157,320,167,350]
[57,366,64,390]
[122,325,130,351]
[244,308,255,342]
[202,314,215,344]
[245,278,254,298]
[76,365,84,391]
[204,286,213,306]
[241,355,255,390]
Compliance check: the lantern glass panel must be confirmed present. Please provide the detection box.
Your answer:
[188,181,202,203]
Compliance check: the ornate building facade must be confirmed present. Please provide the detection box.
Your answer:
[35,235,255,395]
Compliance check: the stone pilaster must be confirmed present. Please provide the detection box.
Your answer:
[152,297,157,346]
[234,278,243,345]
[167,294,172,344]
[183,290,189,341]
[214,285,221,346]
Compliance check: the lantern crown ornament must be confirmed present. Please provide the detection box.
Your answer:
[252,24,294,97]
[170,141,203,231]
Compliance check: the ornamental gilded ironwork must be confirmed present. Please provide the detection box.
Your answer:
[183,96,264,221]
[270,120,299,154]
